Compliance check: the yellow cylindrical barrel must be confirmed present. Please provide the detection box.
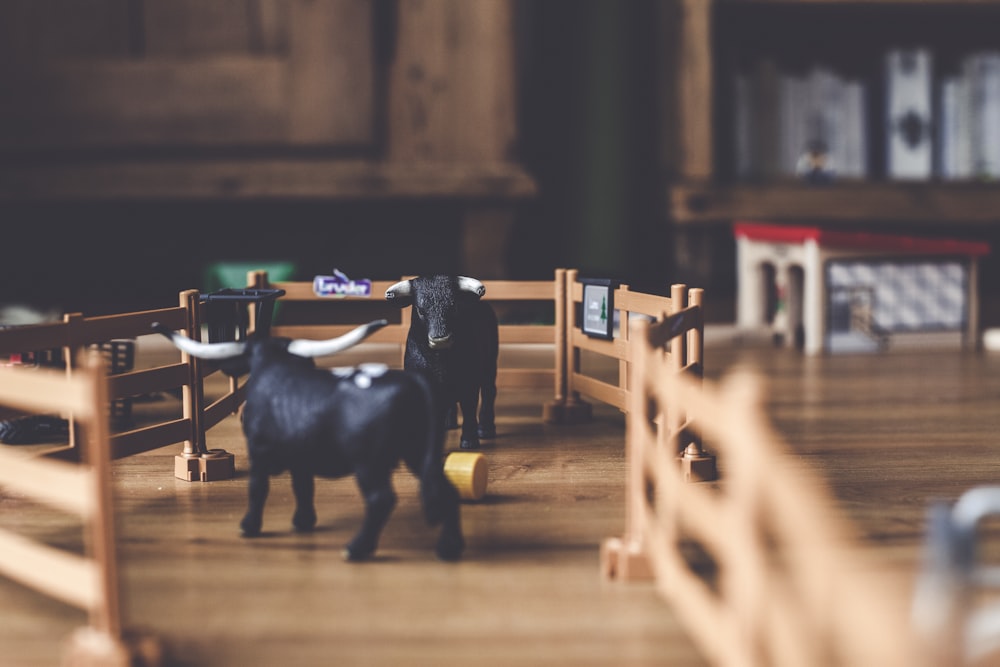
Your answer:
[444,452,488,501]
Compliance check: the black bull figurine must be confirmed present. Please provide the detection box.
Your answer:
[152,319,464,561]
[385,275,499,450]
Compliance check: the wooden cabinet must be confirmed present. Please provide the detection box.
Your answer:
[0,0,533,200]
[0,0,535,284]
[664,0,1000,228]
[0,0,376,151]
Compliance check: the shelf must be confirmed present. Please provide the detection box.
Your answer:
[717,1,1000,6]
[669,182,1000,226]
[0,159,538,202]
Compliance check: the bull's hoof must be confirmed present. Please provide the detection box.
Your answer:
[436,533,465,561]
[459,436,480,450]
[292,510,317,532]
[477,423,496,439]
[240,518,262,537]
[342,544,376,562]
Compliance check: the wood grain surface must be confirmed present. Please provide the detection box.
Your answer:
[3,336,999,666]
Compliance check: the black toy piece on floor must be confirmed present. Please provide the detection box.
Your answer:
[0,414,69,445]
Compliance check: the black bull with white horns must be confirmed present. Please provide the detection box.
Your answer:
[385,275,499,451]
[151,319,464,561]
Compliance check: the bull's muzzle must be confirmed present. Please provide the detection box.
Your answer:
[428,334,453,350]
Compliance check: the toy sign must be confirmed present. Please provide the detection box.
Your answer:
[313,269,372,298]
[580,277,616,340]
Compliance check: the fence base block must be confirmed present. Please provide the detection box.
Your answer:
[600,537,654,582]
[679,451,717,483]
[63,626,164,667]
[174,449,235,482]
[542,398,593,424]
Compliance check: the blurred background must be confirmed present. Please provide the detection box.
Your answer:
[1,0,998,329]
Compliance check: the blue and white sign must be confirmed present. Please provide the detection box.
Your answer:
[313,269,372,298]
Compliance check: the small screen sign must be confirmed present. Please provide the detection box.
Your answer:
[580,278,616,340]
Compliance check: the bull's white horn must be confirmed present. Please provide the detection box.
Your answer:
[457,276,486,297]
[287,319,388,358]
[152,323,246,360]
[385,280,411,300]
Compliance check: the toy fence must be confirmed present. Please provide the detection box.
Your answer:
[0,271,710,481]
[559,269,705,417]
[602,314,921,666]
[0,290,240,480]
[247,269,560,392]
[247,268,708,426]
[0,352,161,665]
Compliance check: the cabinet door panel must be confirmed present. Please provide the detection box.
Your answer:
[0,0,374,150]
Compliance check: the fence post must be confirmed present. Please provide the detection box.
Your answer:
[675,285,716,482]
[618,284,630,411]
[172,290,235,482]
[63,351,164,666]
[175,289,204,479]
[62,312,84,451]
[543,268,592,424]
[81,351,121,640]
[600,316,653,581]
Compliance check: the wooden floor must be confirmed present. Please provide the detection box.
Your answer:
[3,333,1000,666]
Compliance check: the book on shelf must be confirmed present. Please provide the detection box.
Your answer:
[730,45,1000,184]
[937,51,1000,181]
[732,61,868,182]
[885,47,933,180]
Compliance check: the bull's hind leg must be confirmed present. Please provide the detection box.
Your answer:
[431,473,464,561]
[405,453,465,561]
[290,467,317,532]
[345,466,397,561]
[240,465,270,537]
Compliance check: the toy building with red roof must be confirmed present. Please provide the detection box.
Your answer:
[734,222,990,354]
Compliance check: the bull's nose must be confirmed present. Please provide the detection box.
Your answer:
[428,335,453,350]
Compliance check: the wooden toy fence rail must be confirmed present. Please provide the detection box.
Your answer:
[248,268,709,426]
[0,290,231,472]
[560,268,704,415]
[0,272,710,479]
[248,269,560,391]
[604,314,919,666]
[0,353,160,665]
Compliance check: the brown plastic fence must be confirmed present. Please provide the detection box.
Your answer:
[0,271,708,461]
[0,352,160,664]
[603,315,918,667]
[250,268,708,418]
[563,268,704,413]
[0,289,217,459]
[248,269,562,392]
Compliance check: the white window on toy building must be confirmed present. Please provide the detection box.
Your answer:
[825,259,967,353]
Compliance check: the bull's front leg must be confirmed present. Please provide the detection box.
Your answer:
[290,467,317,532]
[477,382,497,440]
[445,402,460,430]
[344,466,397,561]
[240,465,270,537]
[458,390,481,450]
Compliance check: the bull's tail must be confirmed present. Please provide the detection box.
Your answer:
[414,371,458,526]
